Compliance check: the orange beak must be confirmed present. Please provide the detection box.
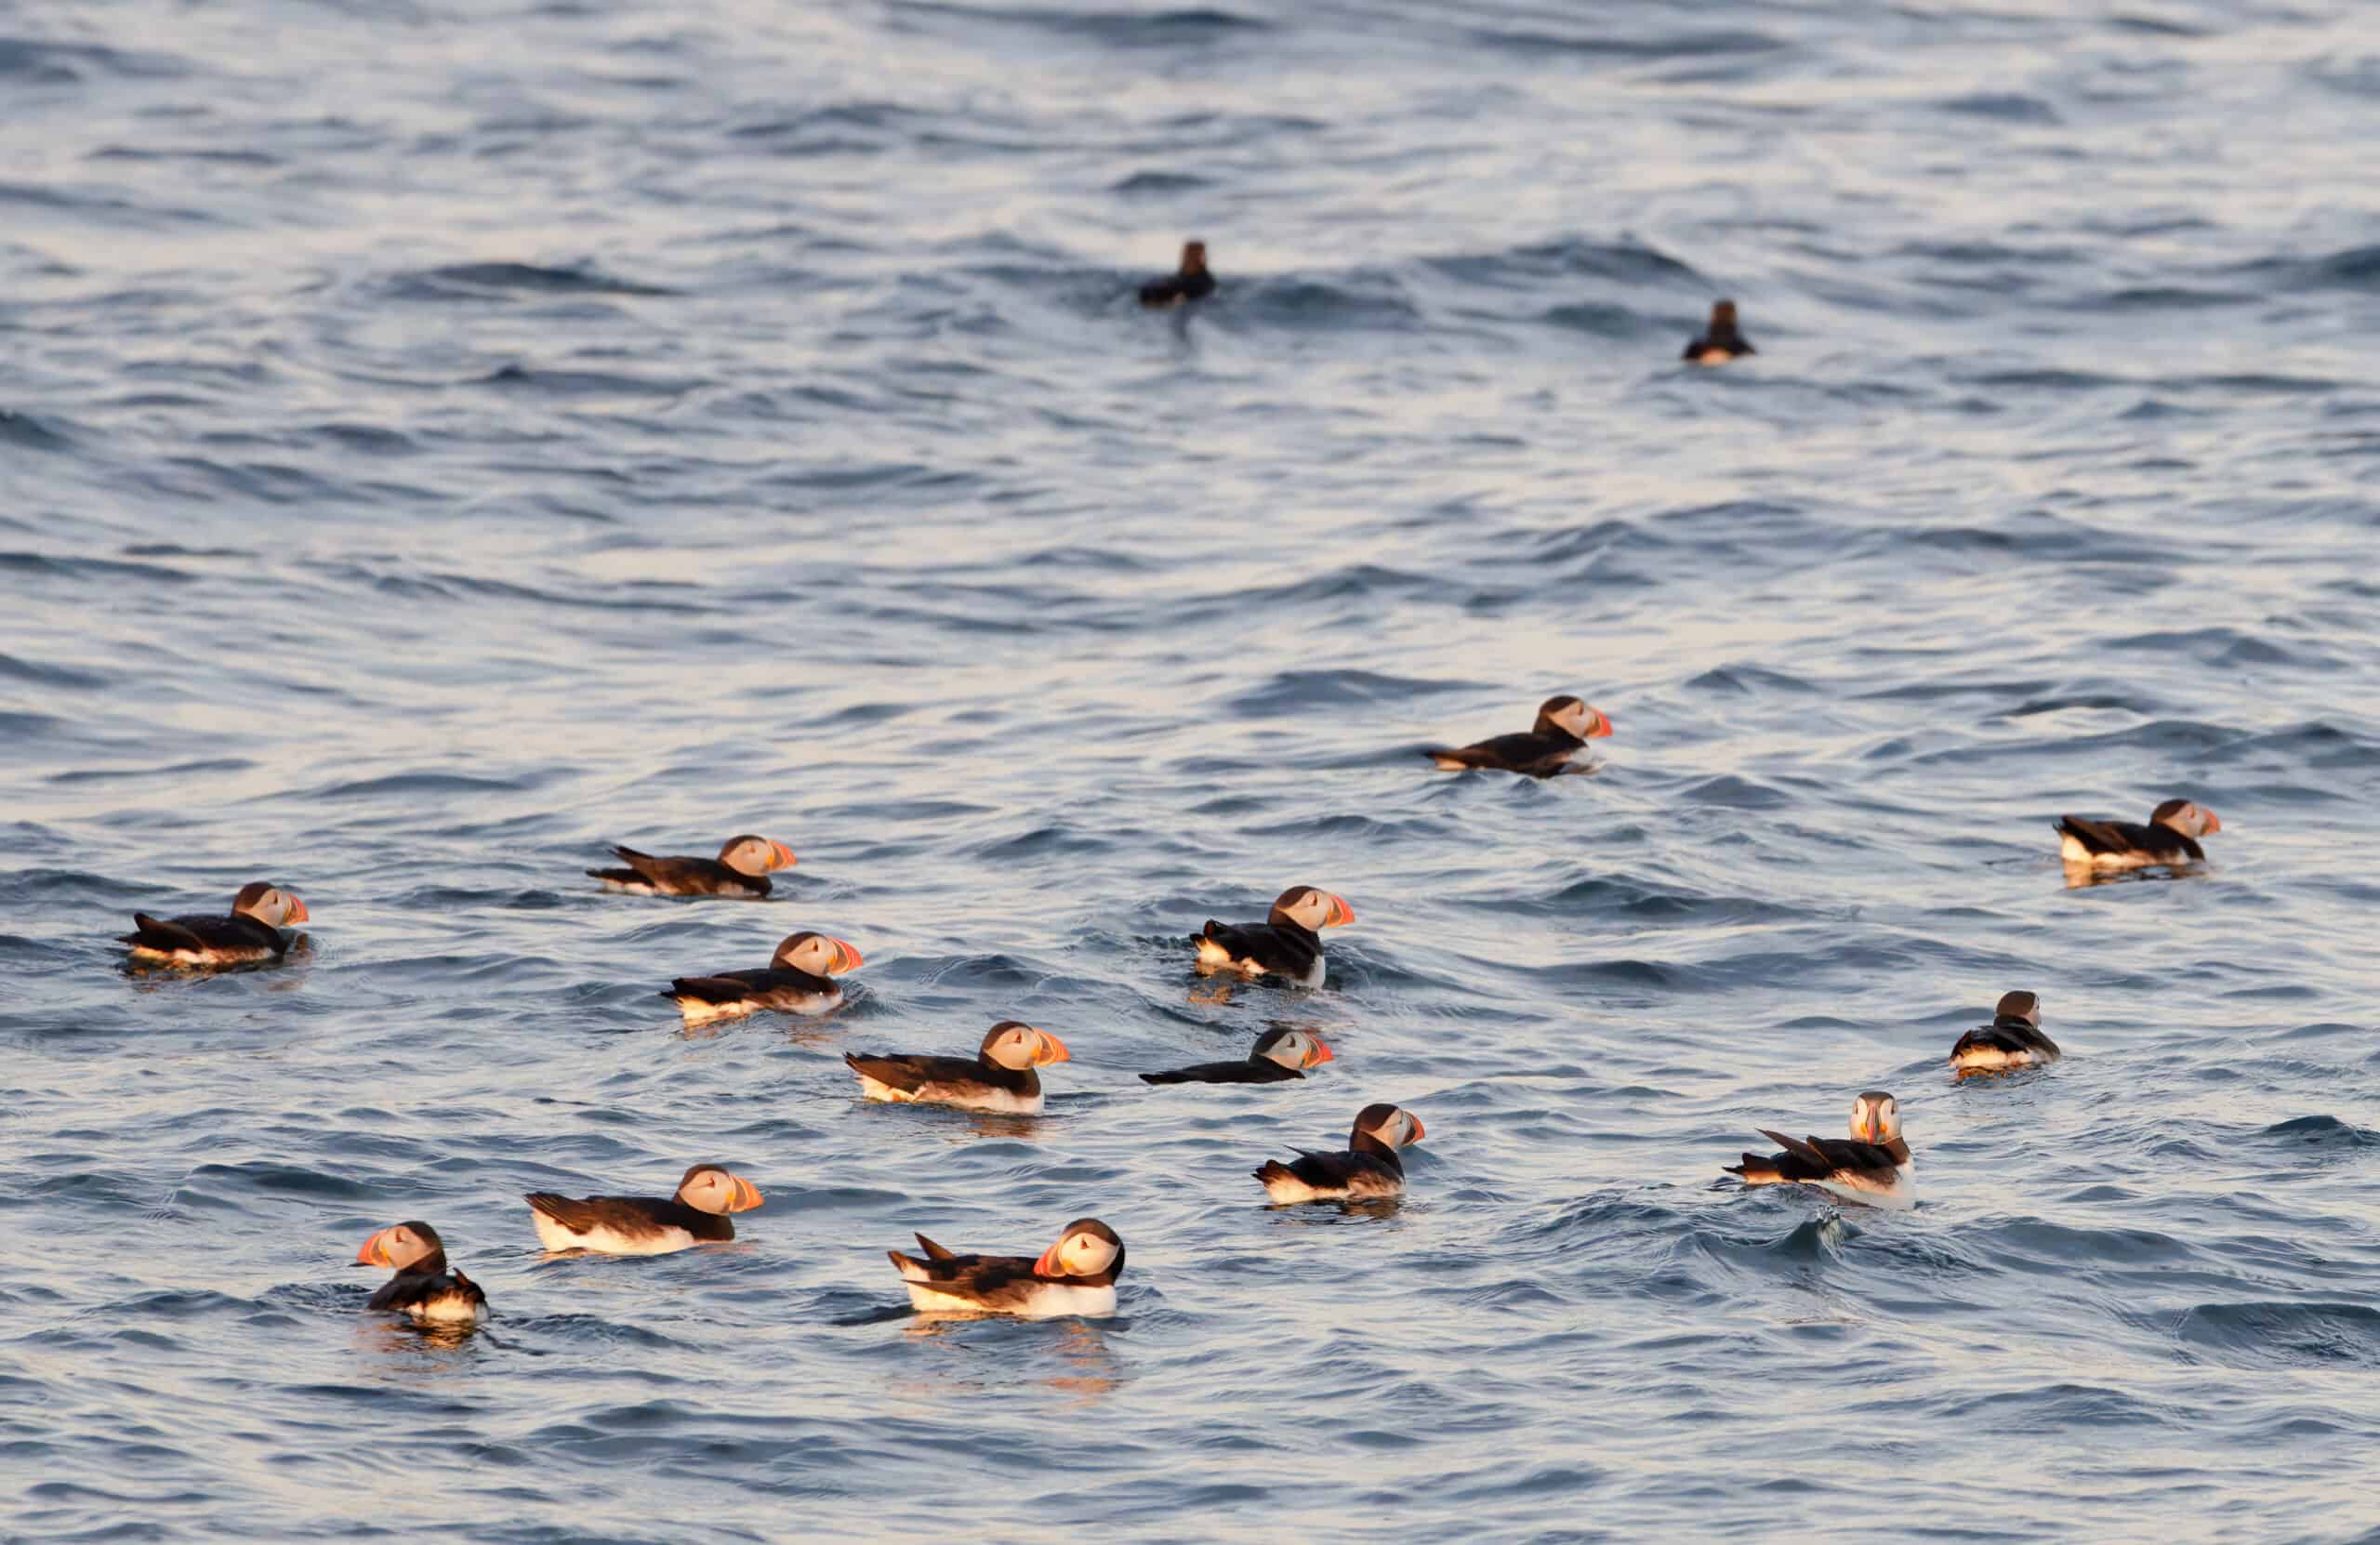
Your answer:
[1324,894,1355,928]
[1405,1115,1426,1143]
[830,938,864,972]
[728,1176,764,1212]
[2201,811,2221,834]
[1305,1037,1335,1067]
[1586,709,1614,739]
[1034,1240,1064,1275]
[286,895,311,924]
[356,1229,393,1267]
[1036,1031,1072,1065]
[771,841,797,870]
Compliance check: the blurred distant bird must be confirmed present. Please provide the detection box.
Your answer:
[1683,298,1755,364]
[1140,240,1216,308]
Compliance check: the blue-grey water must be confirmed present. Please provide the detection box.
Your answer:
[5,0,2379,1539]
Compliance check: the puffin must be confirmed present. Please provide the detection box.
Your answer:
[1255,1102,1424,1203]
[1724,1090,1913,1210]
[524,1162,764,1254]
[1139,240,1216,308]
[119,882,309,967]
[1950,989,2061,1076]
[2055,799,2220,870]
[1193,886,1355,985]
[354,1221,488,1326]
[1683,299,1755,364]
[844,1021,1072,1115]
[1140,1026,1334,1086]
[588,835,795,898]
[662,930,863,1023]
[887,1217,1125,1319]
[1424,694,1613,776]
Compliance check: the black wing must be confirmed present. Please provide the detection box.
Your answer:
[1282,1147,1396,1190]
[1951,1023,2061,1059]
[1202,920,1318,976]
[613,848,750,894]
[2057,816,2199,860]
[663,971,764,1003]
[845,1053,985,1092]
[1141,1059,1302,1085]
[1430,731,1570,775]
[1759,1129,1899,1175]
[122,911,281,954]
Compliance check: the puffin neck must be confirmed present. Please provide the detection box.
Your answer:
[972,1056,1039,1093]
[1531,717,1586,747]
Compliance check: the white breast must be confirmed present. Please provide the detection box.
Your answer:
[1261,1172,1336,1204]
[900,1280,1117,1319]
[1817,1162,1916,1212]
[2060,834,2150,868]
[855,1075,1040,1114]
[531,1213,698,1255]
[673,997,752,1024]
[409,1297,489,1326]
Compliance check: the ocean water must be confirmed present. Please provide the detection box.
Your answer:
[4,0,2379,1539]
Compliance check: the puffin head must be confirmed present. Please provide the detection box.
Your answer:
[1850,1091,1901,1145]
[1710,298,1739,332]
[1994,990,2041,1027]
[233,883,309,928]
[1034,1218,1124,1280]
[1179,240,1208,275]
[2150,799,2220,839]
[981,1020,1071,1071]
[1253,1026,1333,1071]
[1353,1102,1425,1149]
[718,836,798,877]
[773,931,864,975]
[1535,694,1613,741]
[676,1164,764,1216]
[1269,886,1355,932]
[355,1221,444,1273]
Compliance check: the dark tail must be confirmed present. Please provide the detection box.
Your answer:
[1254,1160,1293,1185]
[1725,1156,1784,1183]
[1139,1070,1188,1085]
[588,868,637,884]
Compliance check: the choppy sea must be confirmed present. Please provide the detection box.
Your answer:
[5,1,2379,1539]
